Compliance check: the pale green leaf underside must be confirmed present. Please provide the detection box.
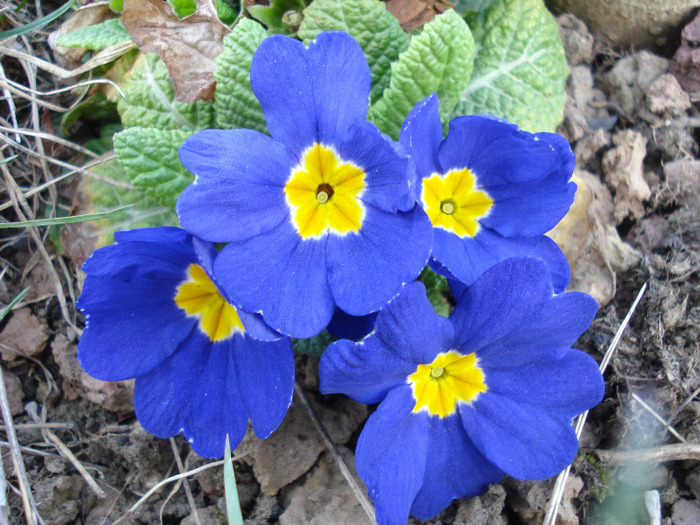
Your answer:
[114,128,194,209]
[86,159,178,247]
[298,0,408,104]
[118,54,214,131]
[57,17,131,51]
[371,9,474,140]
[214,19,268,132]
[454,0,568,132]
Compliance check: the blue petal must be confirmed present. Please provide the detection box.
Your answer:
[449,258,598,368]
[326,205,433,316]
[213,221,334,339]
[250,32,370,158]
[177,129,293,243]
[437,116,575,236]
[410,416,504,520]
[399,93,443,180]
[229,335,294,439]
[326,308,377,341]
[77,228,198,381]
[339,120,414,212]
[460,391,580,480]
[134,332,249,458]
[355,386,430,525]
[482,348,604,420]
[431,227,570,292]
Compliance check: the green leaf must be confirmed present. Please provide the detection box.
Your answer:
[0,287,31,323]
[85,159,178,246]
[118,53,214,131]
[371,9,474,139]
[292,330,334,357]
[57,17,131,51]
[110,0,124,12]
[248,0,305,34]
[298,0,408,104]
[114,128,194,208]
[216,0,238,25]
[0,205,133,229]
[454,0,498,14]
[419,266,451,317]
[0,0,74,39]
[213,19,267,132]
[167,0,197,18]
[60,91,119,135]
[454,0,569,133]
[223,436,244,525]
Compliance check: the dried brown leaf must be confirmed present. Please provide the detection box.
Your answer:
[122,0,230,103]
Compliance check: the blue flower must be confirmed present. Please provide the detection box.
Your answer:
[400,94,576,292]
[176,31,433,339]
[77,227,294,458]
[320,258,604,524]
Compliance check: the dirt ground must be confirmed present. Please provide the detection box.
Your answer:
[0,5,699,525]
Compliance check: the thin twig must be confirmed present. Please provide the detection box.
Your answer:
[0,367,41,525]
[294,382,376,524]
[593,443,700,464]
[630,393,686,443]
[542,283,648,525]
[169,438,200,525]
[25,403,106,498]
[0,422,75,431]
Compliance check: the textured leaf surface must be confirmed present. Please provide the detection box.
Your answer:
[248,0,305,34]
[419,266,451,317]
[371,9,474,139]
[214,19,267,132]
[117,53,214,130]
[57,17,131,50]
[293,330,334,357]
[298,0,408,104]
[455,0,498,13]
[114,128,194,208]
[454,0,568,132]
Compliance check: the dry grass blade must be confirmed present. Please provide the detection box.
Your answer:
[542,282,648,525]
[631,393,686,443]
[169,438,200,525]
[594,443,700,464]
[294,382,376,524]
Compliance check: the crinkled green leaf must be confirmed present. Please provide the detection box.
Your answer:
[56,17,131,50]
[371,9,474,139]
[86,159,178,246]
[248,0,305,34]
[118,53,214,130]
[419,266,452,317]
[216,0,238,25]
[298,0,408,104]
[166,0,196,18]
[292,330,334,357]
[60,91,119,135]
[114,128,194,208]
[213,19,267,132]
[454,0,568,132]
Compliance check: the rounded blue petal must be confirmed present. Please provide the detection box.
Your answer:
[229,335,294,439]
[399,93,443,180]
[326,205,433,316]
[432,227,571,292]
[213,221,334,339]
[250,32,370,158]
[177,129,293,243]
[77,227,198,381]
[437,115,575,237]
[134,331,250,458]
[339,120,414,213]
[410,416,504,520]
[450,258,598,368]
[355,386,430,525]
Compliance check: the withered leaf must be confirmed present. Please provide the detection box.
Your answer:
[122,0,230,103]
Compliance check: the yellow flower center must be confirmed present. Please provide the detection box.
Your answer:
[174,264,244,342]
[421,168,493,237]
[284,143,366,239]
[408,351,487,418]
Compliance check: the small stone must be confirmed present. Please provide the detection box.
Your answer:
[602,130,650,223]
[80,372,134,414]
[557,13,594,65]
[34,474,83,525]
[453,484,507,525]
[626,215,671,253]
[2,369,24,416]
[663,159,700,206]
[673,12,700,92]
[671,499,700,525]
[646,74,691,117]
[603,51,670,116]
[0,307,49,360]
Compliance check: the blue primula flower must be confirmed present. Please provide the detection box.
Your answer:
[176,31,433,339]
[320,258,604,524]
[77,227,294,458]
[400,94,576,292]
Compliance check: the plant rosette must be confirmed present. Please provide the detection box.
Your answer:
[319,257,604,524]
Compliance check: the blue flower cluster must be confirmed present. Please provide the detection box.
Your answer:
[77,31,604,523]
